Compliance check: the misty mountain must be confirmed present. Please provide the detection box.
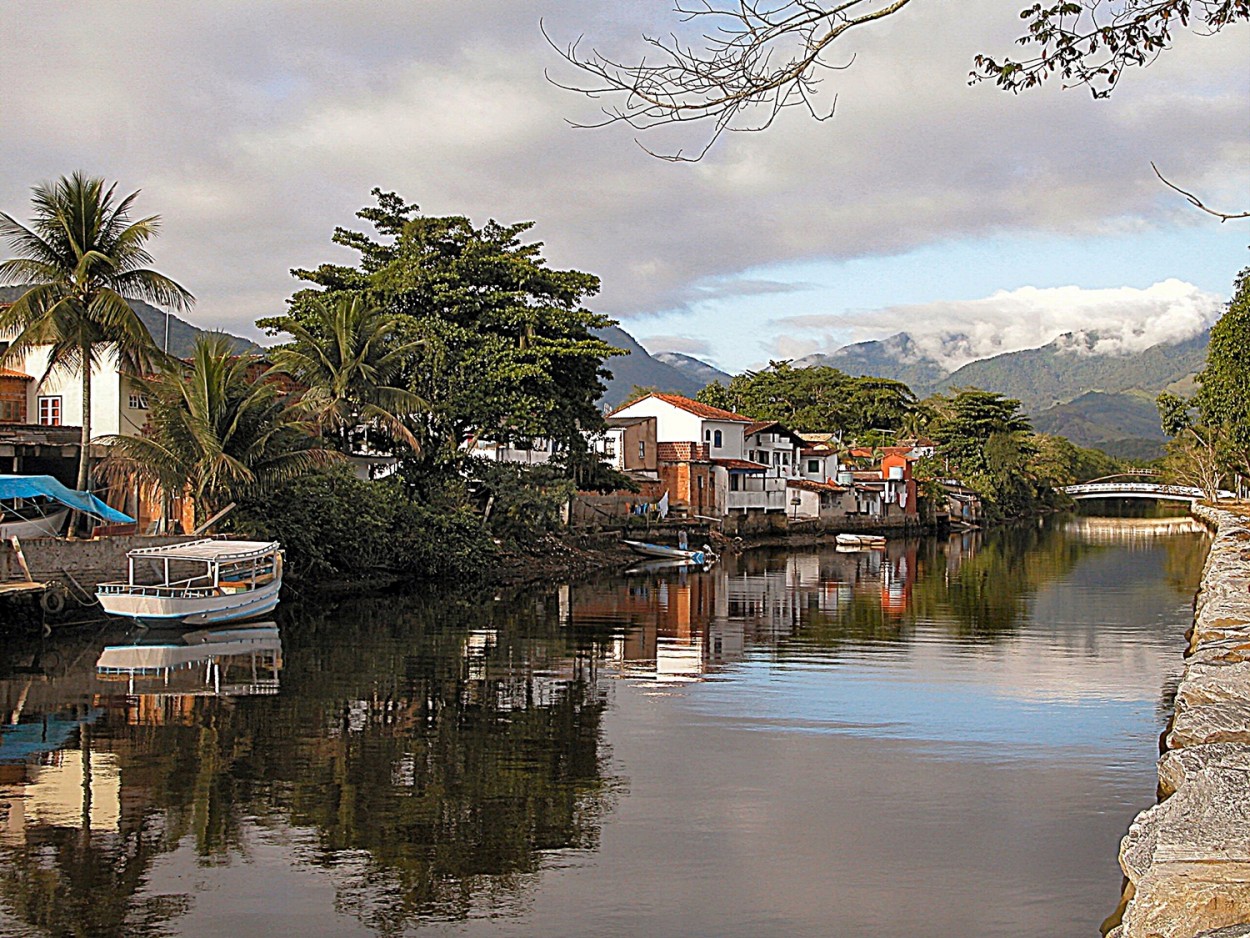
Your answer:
[1032,391,1168,461]
[595,326,716,406]
[797,332,949,389]
[653,351,732,389]
[0,286,262,358]
[931,329,1210,414]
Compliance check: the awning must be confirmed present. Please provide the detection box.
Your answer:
[0,474,135,524]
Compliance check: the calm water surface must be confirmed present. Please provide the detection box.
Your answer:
[0,515,1210,937]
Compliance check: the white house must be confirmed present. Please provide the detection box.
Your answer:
[744,421,806,478]
[610,394,789,514]
[610,392,751,460]
[0,341,150,438]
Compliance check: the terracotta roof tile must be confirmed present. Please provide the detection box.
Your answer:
[614,392,752,423]
[710,458,768,471]
[787,478,848,493]
[0,368,33,381]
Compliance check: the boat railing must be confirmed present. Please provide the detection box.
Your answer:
[97,578,220,598]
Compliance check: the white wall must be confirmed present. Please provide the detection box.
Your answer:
[612,397,703,443]
[14,345,124,436]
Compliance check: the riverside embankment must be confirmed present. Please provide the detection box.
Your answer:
[1107,503,1250,938]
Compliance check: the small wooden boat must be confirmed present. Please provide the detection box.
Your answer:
[835,533,887,549]
[0,474,133,538]
[96,539,283,626]
[623,539,716,566]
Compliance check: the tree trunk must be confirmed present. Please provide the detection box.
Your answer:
[75,342,92,536]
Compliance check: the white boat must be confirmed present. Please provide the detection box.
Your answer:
[623,539,716,566]
[96,623,282,696]
[0,473,133,538]
[96,539,283,626]
[835,533,887,549]
[0,506,69,539]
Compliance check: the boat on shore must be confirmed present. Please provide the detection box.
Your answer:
[1,474,134,539]
[623,539,716,566]
[96,539,283,626]
[835,533,887,549]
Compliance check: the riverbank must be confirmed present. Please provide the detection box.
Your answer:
[1106,503,1250,937]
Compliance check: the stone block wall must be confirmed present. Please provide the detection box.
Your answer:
[1107,504,1250,938]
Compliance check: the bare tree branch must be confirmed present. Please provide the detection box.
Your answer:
[542,0,915,161]
[1151,162,1250,221]
[546,1,1248,160]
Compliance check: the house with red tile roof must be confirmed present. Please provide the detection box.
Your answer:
[611,393,790,516]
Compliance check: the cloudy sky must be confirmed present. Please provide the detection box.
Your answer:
[1,2,1246,373]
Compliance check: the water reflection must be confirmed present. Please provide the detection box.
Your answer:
[0,516,1212,937]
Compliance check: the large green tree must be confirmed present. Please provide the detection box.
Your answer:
[927,388,1045,517]
[696,360,917,436]
[263,190,623,478]
[1196,266,1250,478]
[0,172,193,495]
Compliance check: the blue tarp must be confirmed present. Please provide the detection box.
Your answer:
[0,474,134,524]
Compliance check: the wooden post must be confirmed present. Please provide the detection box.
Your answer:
[7,536,34,582]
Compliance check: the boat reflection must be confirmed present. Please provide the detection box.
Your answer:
[95,621,283,696]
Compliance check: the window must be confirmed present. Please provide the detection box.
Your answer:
[730,473,740,491]
[808,459,820,474]
[638,440,646,461]
[704,429,711,442]
[713,429,723,448]
[38,396,61,426]
[0,399,20,423]
[128,392,149,409]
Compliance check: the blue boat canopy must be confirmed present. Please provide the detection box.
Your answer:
[0,474,135,524]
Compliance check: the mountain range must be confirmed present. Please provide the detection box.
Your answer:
[595,326,731,405]
[0,286,261,358]
[804,328,1211,459]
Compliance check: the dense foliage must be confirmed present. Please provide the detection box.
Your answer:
[697,361,917,436]
[1155,268,1250,499]
[101,335,333,524]
[230,463,494,582]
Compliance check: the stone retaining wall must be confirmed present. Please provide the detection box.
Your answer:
[1107,504,1250,938]
[1,534,196,588]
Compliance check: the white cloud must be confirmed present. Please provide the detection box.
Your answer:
[0,2,1245,344]
[776,280,1223,371]
[639,335,713,356]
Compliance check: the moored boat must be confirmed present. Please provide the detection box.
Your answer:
[835,533,887,549]
[0,474,133,539]
[96,539,283,626]
[622,539,716,566]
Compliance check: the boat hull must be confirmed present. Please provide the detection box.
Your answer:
[96,577,282,626]
[623,540,708,564]
[835,533,886,549]
[0,508,69,539]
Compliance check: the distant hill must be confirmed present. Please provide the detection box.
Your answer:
[932,330,1210,414]
[1033,391,1168,461]
[653,351,732,389]
[0,286,261,358]
[595,326,724,406]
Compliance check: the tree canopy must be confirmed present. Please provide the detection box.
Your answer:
[696,360,916,436]
[262,189,623,476]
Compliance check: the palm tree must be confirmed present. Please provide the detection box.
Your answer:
[268,294,425,454]
[100,335,336,526]
[0,172,194,497]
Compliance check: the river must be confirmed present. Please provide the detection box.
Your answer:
[0,514,1210,937]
